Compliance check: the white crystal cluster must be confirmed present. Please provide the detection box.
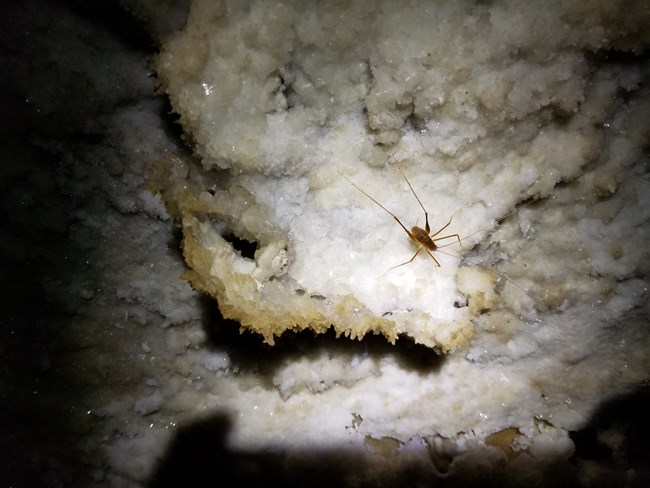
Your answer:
[150,0,650,477]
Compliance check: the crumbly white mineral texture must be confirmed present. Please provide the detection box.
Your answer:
[149,0,650,481]
[154,0,649,351]
[10,0,650,486]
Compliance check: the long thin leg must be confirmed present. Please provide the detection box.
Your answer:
[399,168,430,233]
[338,171,420,243]
[430,215,453,237]
[379,246,429,278]
[434,232,463,247]
[423,247,442,267]
[384,245,442,277]
[430,213,463,248]
[399,169,463,249]
[340,170,459,271]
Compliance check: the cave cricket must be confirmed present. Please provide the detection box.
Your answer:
[337,168,463,274]
[338,168,538,303]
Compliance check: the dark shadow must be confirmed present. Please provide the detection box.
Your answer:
[148,387,650,488]
[0,2,190,487]
[66,0,154,51]
[569,384,650,487]
[147,412,480,488]
[0,106,98,488]
[0,1,100,477]
[148,413,369,488]
[0,229,91,488]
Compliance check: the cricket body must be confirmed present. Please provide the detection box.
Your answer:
[338,168,463,272]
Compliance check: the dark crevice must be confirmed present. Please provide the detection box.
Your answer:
[198,296,446,379]
[222,232,258,260]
